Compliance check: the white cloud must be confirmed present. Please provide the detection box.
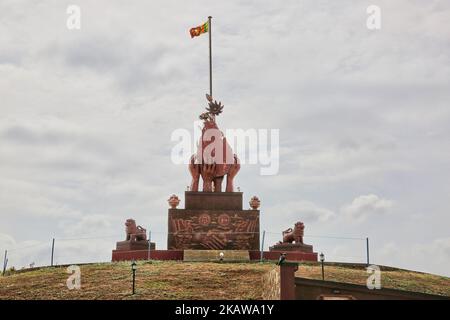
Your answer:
[376,238,450,277]
[341,194,393,222]
[0,233,16,249]
[0,233,50,269]
[295,201,335,222]
[59,214,116,237]
[416,238,450,267]
[266,200,335,227]
[0,232,115,269]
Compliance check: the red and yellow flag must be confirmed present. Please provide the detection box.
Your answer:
[189,21,209,38]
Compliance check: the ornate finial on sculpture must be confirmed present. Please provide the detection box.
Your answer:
[168,194,181,209]
[249,196,260,209]
[199,94,224,122]
[205,94,224,116]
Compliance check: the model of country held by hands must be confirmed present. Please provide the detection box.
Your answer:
[1,2,449,309]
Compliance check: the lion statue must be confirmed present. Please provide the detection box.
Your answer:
[281,222,304,244]
[125,218,147,242]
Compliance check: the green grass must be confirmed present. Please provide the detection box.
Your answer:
[1,261,449,299]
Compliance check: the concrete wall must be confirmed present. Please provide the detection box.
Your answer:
[249,251,317,262]
[261,267,280,300]
[294,277,449,300]
[112,250,183,261]
[112,250,318,262]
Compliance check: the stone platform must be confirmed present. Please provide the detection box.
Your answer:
[184,250,250,262]
[256,251,318,262]
[115,240,155,251]
[269,243,314,253]
[111,250,318,262]
[184,191,243,210]
[168,192,260,250]
[112,249,183,261]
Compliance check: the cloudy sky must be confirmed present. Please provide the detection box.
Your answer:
[1,0,449,277]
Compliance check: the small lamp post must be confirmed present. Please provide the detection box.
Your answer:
[319,252,325,280]
[219,252,224,263]
[131,260,137,295]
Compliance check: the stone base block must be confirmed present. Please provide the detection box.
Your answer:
[115,240,155,251]
[183,250,250,262]
[111,249,318,262]
[168,209,259,250]
[269,243,314,253]
[184,191,243,210]
[112,249,183,261]
[254,251,318,262]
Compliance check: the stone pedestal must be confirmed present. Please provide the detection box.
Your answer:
[115,240,155,251]
[184,191,244,210]
[280,262,299,300]
[269,242,314,253]
[167,192,260,250]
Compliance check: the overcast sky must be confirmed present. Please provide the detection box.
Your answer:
[1,0,449,277]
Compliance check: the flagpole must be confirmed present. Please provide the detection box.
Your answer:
[208,16,212,97]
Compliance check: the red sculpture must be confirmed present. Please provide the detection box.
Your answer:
[269,221,315,253]
[249,196,261,209]
[114,219,155,252]
[125,219,147,242]
[168,194,181,209]
[189,94,240,192]
[281,222,304,244]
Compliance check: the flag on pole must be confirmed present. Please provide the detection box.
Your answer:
[189,21,209,38]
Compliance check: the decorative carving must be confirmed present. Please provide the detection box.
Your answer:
[168,209,260,250]
[198,213,211,226]
[281,222,304,244]
[249,196,261,209]
[168,194,180,209]
[205,94,224,116]
[125,219,147,242]
[217,214,231,226]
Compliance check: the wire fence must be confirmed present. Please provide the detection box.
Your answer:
[1,230,370,274]
[262,231,369,263]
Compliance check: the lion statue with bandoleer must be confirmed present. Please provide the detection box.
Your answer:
[280,221,304,244]
[125,218,147,242]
